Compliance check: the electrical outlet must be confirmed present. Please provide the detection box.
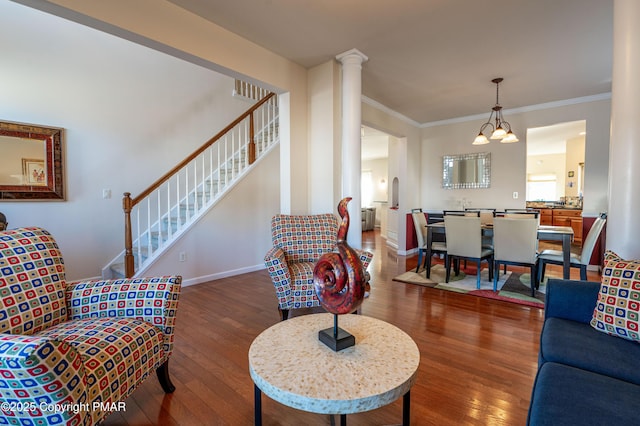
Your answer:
[179,252,186,262]
[102,189,111,199]
[512,191,518,199]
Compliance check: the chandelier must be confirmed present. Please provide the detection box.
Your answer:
[473,78,519,145]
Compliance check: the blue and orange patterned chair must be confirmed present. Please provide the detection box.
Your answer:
[264,214,373,320]
[0,227,181,425]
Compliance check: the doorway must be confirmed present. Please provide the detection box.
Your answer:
[526,120,586,207]
[361,126,389,235]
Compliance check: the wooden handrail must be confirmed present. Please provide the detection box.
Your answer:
[130,92,275,206]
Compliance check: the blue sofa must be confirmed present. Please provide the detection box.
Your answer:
[528,279,640,425]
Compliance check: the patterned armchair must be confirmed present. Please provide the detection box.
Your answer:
[0,227,181,425]
[264,214,373,320]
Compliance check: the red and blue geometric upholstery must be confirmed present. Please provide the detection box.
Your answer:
[0,227,67,335]
[0,227,181,425]
[264,214,373,315]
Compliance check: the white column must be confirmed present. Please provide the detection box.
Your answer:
[336,48,368,249]
[608,0,640,259]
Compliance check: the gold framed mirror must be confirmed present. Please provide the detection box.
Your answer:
[0,120,64,200]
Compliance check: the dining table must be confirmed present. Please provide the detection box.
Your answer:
[425,222,575,279]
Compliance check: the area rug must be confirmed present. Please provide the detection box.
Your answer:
[393,264,548,308]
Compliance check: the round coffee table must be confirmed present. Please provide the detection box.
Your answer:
[249,313,420,425]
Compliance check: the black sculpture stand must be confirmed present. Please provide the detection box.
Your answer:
[319,314,355,352]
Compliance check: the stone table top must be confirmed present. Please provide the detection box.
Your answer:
[248,313,420,415]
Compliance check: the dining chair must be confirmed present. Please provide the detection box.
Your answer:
[496,210,540,219]
[443,210,479,269]
[444,210,480,217]
[412,209,447,273]
[538,213,607,281]
[444,215,493,289]
[465,208,496,225]
[492,217,539,295]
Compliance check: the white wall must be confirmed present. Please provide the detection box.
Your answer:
[0,2,267,280]
[17,0,310,214]
[145,147,280,285]
[362,101,421,252]
[308,60,341,214]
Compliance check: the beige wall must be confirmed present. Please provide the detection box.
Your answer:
[420,98,610,217]
[565,136,586,197]
[16,0,310,214]
[1,1,279,281]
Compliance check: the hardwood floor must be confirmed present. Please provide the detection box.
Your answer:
[104,230,600,425]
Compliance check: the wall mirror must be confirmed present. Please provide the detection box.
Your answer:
[0,121,64,200]
[442,152,491,189]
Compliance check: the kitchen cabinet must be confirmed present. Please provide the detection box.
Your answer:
[552,209,583,245]
[539,209,553,226]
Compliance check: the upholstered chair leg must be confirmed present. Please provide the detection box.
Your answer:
[279,308,289,321]
[156,361,176,393]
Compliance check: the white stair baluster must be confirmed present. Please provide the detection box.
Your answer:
[167,181,172,239]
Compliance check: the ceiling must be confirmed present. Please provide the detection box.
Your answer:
[527,120,586,156]
[167,0,613,125]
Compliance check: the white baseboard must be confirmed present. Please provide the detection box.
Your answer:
[181,264,265,287]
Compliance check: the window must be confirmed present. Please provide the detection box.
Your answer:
[527,173,557,201]
[361,171,373,208]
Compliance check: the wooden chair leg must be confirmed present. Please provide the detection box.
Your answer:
[476,260,481,289]
[156,360,175,393]
[445,256,452,283]
[415,250,423,273]
[580,265,587,281]
[493,260,499,291]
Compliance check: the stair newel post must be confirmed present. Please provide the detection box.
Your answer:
[123,192,135,278]
[249,111,256,165]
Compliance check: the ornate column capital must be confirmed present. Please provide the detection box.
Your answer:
[335,48,369,66]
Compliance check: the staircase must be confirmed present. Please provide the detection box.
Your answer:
[103,90,278,279]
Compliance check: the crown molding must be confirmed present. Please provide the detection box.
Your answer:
[420,93,612,128]
[361,95,422,127]
[362,92,611,130]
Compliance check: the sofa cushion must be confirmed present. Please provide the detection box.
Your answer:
[0,227,67,335]
[540,317,640,385]
[590,250,640,342]
[528,362,640,426]
[38,317,165,423]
